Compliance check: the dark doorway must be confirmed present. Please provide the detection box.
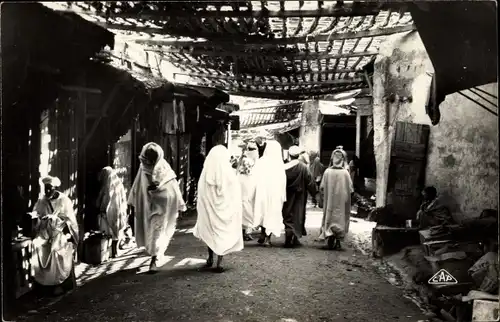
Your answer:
[320,115,356,165]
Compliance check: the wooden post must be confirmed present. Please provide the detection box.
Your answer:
[355,112,361,157]
[226,121,232,149]
[76,70,87,262]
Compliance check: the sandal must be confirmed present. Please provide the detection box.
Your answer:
[148,257,159,273]
[263,235,272,247]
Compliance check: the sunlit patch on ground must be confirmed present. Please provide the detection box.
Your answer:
[348,218,376,255]
[175,227,195,234]
[173,257,206,267]
[76,255,151,285]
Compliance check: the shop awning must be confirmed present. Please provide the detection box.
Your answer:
[407,1,497,125]
[260,118,302,134]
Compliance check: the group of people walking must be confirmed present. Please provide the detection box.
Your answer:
[235,141,354,252]
[28,139,354,295]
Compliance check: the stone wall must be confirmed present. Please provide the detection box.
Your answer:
[373,30,498,220]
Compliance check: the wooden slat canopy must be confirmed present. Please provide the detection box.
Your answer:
[43,1,416,99]
[236,101,303,128]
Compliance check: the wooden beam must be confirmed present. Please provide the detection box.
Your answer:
[223,86,369,100]
[67,2,401,20]
[80,84,121,152]
[183,73,364,86]
[60,85,102,94]
[134,25,416,47]
[146,47,378,59]
[173,69,361,79]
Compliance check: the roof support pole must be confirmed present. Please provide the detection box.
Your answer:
[80,84,121,152]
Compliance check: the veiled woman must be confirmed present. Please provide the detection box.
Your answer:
[128,142,187,273]
[252,140,287,246]
[31,176,79,295]
[237,155,257,241]
[96,167,129,258]
[318,149,354,250]
[193,145,243,273]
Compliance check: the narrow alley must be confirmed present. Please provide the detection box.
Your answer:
[16,206,426,322]
[3,2,497,322]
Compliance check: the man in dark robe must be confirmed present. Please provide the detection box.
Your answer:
[282,146,317,248]
[416,186,454,229]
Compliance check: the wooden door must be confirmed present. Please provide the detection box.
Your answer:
[388,121,430,217]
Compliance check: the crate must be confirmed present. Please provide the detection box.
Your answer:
[82,233,112,265]
[422,240,453,256]
[419,228,452,244]
[472,299,499,321]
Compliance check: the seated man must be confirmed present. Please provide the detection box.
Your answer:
[415,186,454,229]
[30,176,79,295]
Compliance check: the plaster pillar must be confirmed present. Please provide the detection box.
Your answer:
[372,58,397,207]
[372,31,434,208]
[299,100,321,153]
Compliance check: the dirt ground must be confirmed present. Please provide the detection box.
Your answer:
[14,206,429,322]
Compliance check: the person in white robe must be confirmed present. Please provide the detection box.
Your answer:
[237,155,257,241]
[30,176,79,295]
[193,145,244,273]
[318,149,354,250]
[252,140,287,246]
[128,142,187,272]
[96,166,128,258]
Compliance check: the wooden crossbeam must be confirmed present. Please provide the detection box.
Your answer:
[173,68,361,79]
[221,86,368,100]
[134,25,416,47]
[180,72,364,86]
[146,47,378,59]
[60,85,102,94]
[83,2,402,20]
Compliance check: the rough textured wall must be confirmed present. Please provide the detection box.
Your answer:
[373,30,498,219]
[425,83,498,220]
[299,100,321,153]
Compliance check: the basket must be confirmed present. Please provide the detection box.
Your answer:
[82,232,112,265]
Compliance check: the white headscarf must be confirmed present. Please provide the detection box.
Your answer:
[288,146,301,157]
[194,145,243,256]
[40,176,61,188]
[201,145,234,188]
[260,140,284,167]
[252,140,287,237]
